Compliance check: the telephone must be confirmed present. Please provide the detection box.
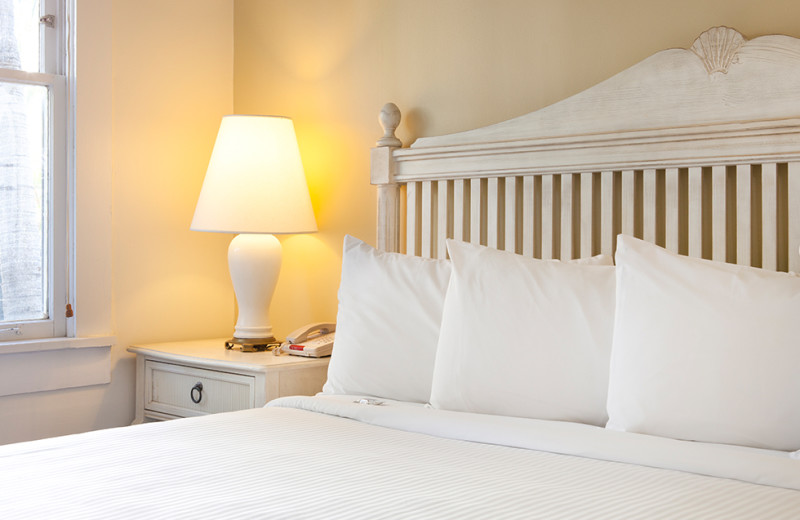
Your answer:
[280,322,336,358]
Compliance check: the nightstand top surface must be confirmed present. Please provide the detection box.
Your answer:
[128,338,330,371]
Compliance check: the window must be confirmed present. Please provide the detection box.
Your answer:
[0,0,69,341]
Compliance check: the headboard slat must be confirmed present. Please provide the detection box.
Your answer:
[406,181,420,256]
[735,164,752,266]
[642,169,657,245]
[469,178,483,246]
[621,171,636,241]
[688,167,704,258]
[665,168,681,254]
[579,172,594,258]
[711,165,728,263]
[761,163,778,271]
[453,179,468,244]
[437,180,452,259]
[420,181,434,258]
[522,176,535,257]
[504,177,519,254]
[541,175,555,259]
[559,174,573,260]
[487,178,501,250]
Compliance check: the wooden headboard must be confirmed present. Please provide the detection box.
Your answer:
[370,27,800,273]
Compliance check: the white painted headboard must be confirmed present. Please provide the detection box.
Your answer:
[370,27,800,273]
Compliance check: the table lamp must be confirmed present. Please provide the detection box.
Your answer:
[191,115,317,351]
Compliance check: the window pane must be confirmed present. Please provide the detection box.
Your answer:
[0,0,42,72]
[0,81,48,323]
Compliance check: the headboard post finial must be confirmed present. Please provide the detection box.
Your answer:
[372,103,402,253]
[377,102,403,147]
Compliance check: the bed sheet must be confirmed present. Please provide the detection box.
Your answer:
[0,396,798,519]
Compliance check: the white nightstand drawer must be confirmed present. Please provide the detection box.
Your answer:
[145,360,255,417]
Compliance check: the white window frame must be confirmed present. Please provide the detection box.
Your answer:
[0,0,69,342]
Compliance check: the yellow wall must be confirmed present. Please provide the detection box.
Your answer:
[112,0,234,346]
[233,0,800,333]
[108,0,236,421]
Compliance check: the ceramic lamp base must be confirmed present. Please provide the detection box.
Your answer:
[227,233,281,344]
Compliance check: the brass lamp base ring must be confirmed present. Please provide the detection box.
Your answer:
[224,337,281,352]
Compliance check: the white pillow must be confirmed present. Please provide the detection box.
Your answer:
[322,236,451,403]
[429,239,616,426]
[607,235,800,451]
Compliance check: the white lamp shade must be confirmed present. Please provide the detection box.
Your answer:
[191,115,317,234]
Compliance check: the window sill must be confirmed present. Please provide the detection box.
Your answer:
[0,336,115,397]
[0,335,115,354]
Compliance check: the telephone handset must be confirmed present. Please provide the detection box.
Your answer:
[280,322,336,358]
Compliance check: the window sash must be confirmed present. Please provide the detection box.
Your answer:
[0,0,68,342]
[42,0,64,75]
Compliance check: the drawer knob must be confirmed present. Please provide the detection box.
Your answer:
[190,382,203,404]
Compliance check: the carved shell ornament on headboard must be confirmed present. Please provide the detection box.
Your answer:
[690,26,746,74]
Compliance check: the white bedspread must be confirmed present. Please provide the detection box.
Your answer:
[1,395,799,519]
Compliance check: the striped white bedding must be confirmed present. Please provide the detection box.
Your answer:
[1,395,799,519]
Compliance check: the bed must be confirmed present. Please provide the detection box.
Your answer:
[2,26,800,518]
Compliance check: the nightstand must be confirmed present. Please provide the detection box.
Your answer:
[128,339,330,423]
